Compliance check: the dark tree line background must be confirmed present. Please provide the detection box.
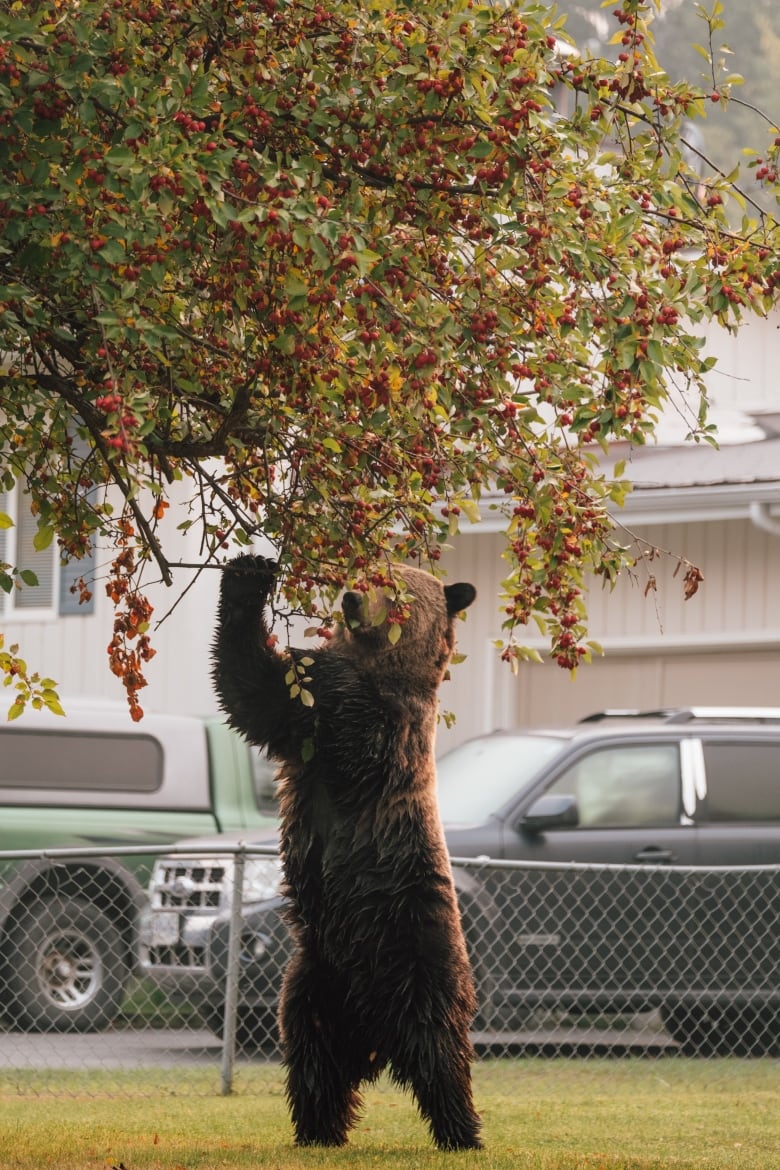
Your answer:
[566,1,780,206]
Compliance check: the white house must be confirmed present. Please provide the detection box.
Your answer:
[436,307,780,751]
[3,308,780,748]
[0,476,223,717]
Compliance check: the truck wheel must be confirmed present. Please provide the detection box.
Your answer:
[202,1002,279,1049]
[461,932,499,1032]
[661,1005,725,1055]
[5,896,128,1032]
[458,898,501,1032]
[662,1005,779,1057]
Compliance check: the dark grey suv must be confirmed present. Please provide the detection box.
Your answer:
[143,708,780,1055]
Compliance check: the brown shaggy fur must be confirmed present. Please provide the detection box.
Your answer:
[213,556,482,1150]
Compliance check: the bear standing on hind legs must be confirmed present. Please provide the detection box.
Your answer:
[212,554,482,1151]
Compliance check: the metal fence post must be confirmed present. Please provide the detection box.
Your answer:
[220,846,245,1096]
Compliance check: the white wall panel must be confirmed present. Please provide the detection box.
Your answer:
[439,514,780,744]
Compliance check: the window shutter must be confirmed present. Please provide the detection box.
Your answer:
[0,479,95,616]
[0,491,7,616]
[59,550,96,615]
[59,436,97,616]
[14,500,55,609]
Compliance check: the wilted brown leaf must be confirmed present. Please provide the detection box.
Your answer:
[683,565,704,600]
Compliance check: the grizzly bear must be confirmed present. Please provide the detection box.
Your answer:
[212,554,482,1150]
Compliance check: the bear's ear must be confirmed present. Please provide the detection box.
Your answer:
[444,582,476,615]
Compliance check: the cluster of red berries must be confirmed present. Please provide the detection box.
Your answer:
[105,531,155,722]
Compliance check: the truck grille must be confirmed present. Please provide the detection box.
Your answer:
[153,859,230,911]
[142,856,234,972]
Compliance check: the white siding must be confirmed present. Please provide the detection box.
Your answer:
[437,515,780,745]
[0,481,223,718]
[704,313,780,413]
[5,509,780,734]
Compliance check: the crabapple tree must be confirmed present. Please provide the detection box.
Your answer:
[1,0,779,716]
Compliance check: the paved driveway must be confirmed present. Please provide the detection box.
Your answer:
[0,1016,676,1070]
[0,1026,226,1069]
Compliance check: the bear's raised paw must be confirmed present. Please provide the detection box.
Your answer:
[220,554,277,602]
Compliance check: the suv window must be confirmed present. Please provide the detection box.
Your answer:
[251,751,278,816]
[546,743,681,827]
[0,729,163,793]
[437,733,567,823]
[702,741,780,822]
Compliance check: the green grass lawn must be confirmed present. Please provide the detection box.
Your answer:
[1,1060,778,1170]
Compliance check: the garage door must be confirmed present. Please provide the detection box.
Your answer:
[507,647,780,729]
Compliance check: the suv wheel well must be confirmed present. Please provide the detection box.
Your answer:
[7,864,137,962]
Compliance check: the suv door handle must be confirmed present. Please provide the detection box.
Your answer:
[634,847,676,864]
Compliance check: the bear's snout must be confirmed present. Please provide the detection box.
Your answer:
[342,590,366,629]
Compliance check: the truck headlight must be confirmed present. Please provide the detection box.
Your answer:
[241,857,283,903]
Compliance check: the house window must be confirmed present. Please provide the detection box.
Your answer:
[0,487,95,617]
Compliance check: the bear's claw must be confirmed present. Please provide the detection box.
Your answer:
[220,554,277,600]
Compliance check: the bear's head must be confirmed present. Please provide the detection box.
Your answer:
[336,566,476,691]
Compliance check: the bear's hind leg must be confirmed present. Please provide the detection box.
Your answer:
[392,1030,483,1151]
[281,953,371,1146]
[286,1054,360,1147]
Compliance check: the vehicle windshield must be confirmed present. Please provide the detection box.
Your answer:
[436,734,568,824]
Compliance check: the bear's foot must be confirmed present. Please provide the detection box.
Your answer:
[294,1134,349,1148]
[435,1133,484,1152]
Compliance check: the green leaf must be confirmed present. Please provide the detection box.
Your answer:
[518,646,544,664]
[272,332,296,355]
[458,498,481,525]
[33,526,54,552]
[284,271,309,298]
[18,569,39,587]
[97,239,126,264]
[0,512,13,530]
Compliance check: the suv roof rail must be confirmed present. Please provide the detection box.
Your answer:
[663,706,780,724]
[579,709,677,722]
[581,707,780,725]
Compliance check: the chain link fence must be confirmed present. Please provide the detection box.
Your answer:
[0,845,777,1095]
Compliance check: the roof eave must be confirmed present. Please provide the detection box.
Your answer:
[460,481,780,533]
[609,480,780,526]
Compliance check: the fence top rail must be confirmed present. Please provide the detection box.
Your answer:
[0,842,280,863]
[0,843,778,876]
[449,855,780,876]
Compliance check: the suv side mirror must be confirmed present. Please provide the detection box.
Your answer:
[521,793,579,834]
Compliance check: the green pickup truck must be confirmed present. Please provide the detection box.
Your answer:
[0,697,275,1033]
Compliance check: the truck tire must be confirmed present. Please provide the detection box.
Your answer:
[455,879,502,1032]
[662,1004,779,1057]
[5,896,128,1032]
[202,1002,280,1050]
